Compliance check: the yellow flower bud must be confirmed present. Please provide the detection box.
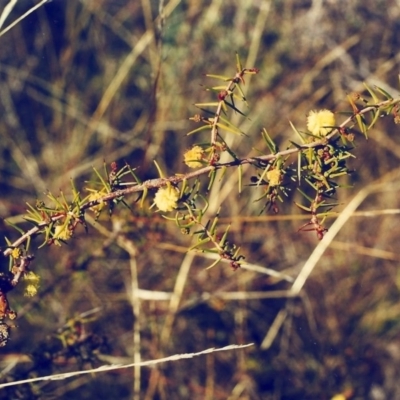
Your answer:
[87,189,106,214]
[184,146,204,168]
[25,284,39,297]
[53,224,72,242]
[24,271,40,297]
[331,395,346,400]
[153,185,179,212]
[266,169,281,187]
[307,109,336,137]
[11,247,22,259]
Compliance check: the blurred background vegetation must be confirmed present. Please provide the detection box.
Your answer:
[0,0,400,399]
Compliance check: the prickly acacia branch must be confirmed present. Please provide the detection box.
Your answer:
[2,95,398,259]
[0,55,398,350]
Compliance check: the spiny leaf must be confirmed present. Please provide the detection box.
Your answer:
[218,225,231,247]
[223,99,247,116]
[367,108,381,130]
[25,202,42,219]
[294,202,312,212]
[355,113,368,138]
[206,257,222,270]
[234,83,247,104]
[205,74,231,81]
[218,166,228,181]
[256,166,271,186]
[297,152,302,183]
[209,85,230,91]
[363,82,380,103]
[374,85,393,100]
[195,102,220,107]
[219,115,244,130]
[209,214,220,235]
[207,169,217,191]
[296,188,315,203]
[289,121,306,143]
[216,122,243,135]
[347,94,359,113]
[187,125,211,136]
[22,215,44,227]
[139,187,148,209]
[238,164,243,194]
[124,163,142,184]
[93,166,110,191]
[262,128,278,153]
[189,237,211,250]
[235,52,243,72]
[221,100,228,114]
[289,140,303,149]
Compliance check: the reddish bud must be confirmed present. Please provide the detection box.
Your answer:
[218,90,228,101]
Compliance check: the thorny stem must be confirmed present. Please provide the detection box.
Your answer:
[195,219,226,255]
[1,97,399,258]
[297,192,327,240]
[209,68,256,145]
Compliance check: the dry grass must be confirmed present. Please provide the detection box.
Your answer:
[0,0,400,399]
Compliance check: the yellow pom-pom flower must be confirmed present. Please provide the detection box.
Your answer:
[25,284,39,297]
[11,247,22,259]
[53,224,72,241]
[331,395,346,400]
[266,168,281,187]
[307,109,336,137]
[24,271,40,297]
[184,146,204,168]
[153,185,180,212]
[87,189,106,214]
